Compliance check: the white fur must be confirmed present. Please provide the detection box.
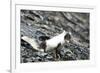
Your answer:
[21,36,44,52]
[46,31,67,51]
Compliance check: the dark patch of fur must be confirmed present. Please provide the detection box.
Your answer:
[39,41,47,52]
[54,43,61,59]
[39,36,50,41]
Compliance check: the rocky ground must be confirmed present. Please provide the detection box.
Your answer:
[20,10,90,63]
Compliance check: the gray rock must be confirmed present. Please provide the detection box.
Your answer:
[20,10,90,63]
